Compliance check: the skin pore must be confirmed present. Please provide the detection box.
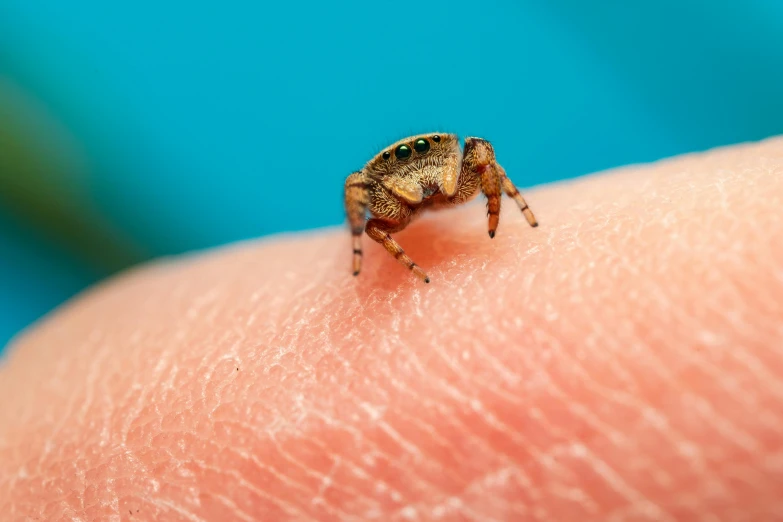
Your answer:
[1,137,782,521]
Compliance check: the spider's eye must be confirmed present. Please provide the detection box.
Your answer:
[395,144,412,159]
[382,151,391,160]
[432,135,441,143]
[414,138,430,153]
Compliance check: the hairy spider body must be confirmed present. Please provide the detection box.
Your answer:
[344,133,538,283]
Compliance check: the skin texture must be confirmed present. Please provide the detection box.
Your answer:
[1,137,783,521]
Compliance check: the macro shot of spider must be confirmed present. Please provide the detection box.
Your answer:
[344,133,538,283]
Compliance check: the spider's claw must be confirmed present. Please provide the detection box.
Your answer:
[488,230,496,239]
[408,262,430,284]
[522,207,539,227]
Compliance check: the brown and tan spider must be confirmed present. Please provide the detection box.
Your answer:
[344,133,538,283]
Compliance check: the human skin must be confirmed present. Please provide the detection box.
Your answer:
[1,137,782,522]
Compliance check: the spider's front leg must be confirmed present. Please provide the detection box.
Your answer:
[365,218,430,283]
[344,171,369,276]
[464,137,503,237]
[463,137,538,237]
[497,164,538,228]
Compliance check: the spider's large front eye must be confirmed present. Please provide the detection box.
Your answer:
[414,138,430,153]
[395,144,412,159]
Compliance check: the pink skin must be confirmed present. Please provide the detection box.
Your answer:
[1,137,782,521]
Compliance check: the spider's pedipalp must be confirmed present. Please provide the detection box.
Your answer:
[344,171,369,275]
[437,140,462,197]
[381,177,423,205]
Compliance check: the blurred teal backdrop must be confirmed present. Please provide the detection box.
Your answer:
[2,1,783,351]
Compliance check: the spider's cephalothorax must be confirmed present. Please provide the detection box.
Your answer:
[344,133,538,283]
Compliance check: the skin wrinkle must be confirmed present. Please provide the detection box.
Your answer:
[388,292,628,516]
[192,459,316,520]
[1,138,783,520]
[304,338,460,504]
[260,432,374,513]
[346,312,544,512]
[373,357,520,485]
[260,350,420,508]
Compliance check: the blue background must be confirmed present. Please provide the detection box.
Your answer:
[2,1,783,351]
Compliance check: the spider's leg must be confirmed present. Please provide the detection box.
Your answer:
[344,171,369,276]
[479,163,503,239]
[365,218,430,283]
[496,164,538,227]
[462,137,503,237]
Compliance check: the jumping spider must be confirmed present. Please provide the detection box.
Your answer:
[344,133,538,283]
